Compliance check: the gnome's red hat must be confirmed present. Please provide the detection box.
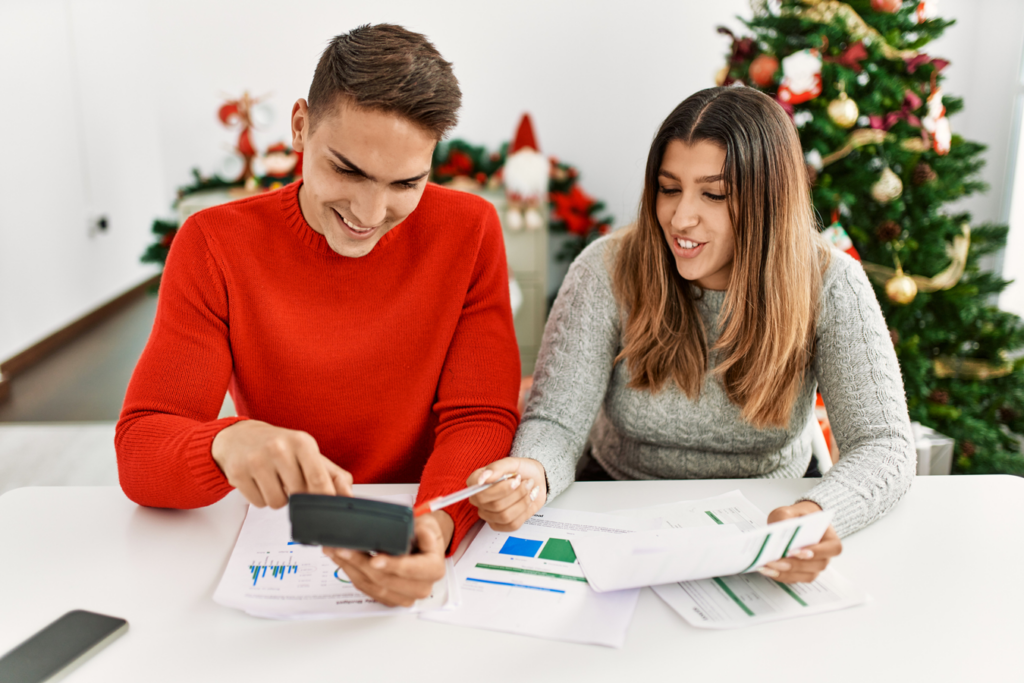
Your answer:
[511,114,540,154]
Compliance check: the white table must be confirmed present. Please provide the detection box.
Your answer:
[1,477,1021,682]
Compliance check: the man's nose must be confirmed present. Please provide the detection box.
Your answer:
[349,187,388,228]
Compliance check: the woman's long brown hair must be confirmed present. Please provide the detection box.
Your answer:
[613,86,830,429]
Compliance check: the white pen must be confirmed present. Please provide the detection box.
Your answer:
[413,473,514,517]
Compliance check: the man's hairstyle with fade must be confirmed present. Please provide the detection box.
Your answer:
[307,24,462,140]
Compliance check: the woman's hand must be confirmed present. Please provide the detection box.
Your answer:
[759,501,842,583]
[467,458,548,532]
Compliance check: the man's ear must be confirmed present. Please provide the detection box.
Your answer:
[291,99,309,153]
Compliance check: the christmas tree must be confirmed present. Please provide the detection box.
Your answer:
[717,0,1024,475]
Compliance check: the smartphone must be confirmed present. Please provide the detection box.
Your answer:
[0,610,128,683]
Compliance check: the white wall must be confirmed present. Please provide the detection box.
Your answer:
[2,0,1022,361]
[929,0,1024,302]
[0,0,165,361]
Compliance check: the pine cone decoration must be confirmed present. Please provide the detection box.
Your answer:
[876,220,901,242]
[960,441,976,458]
[912,162,937,186]
[999,406,1019,424]
[928,389,949,404]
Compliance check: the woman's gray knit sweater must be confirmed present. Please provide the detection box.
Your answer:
[510,234,915,537]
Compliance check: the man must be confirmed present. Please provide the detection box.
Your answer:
[116,24,521,607]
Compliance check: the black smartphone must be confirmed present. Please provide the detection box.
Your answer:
[289,493,415,556]
[0,610,128,683]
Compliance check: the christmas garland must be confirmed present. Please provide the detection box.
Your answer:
[431,140,613,262]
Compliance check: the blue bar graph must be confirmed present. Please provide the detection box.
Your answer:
[249,557,299,586]
[499,536,544,558]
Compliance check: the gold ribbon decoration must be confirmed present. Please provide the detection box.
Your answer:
[819,130,929,168]
[933,356,1013,380]
[784,0,919,61]
[861,224,970,292]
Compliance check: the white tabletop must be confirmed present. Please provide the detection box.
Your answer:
[1,477,1021,682]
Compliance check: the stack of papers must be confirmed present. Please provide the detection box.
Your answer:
[212,489,867,639]
[213,494,457,620]
[609,491,868,629]
[572,509,835,591]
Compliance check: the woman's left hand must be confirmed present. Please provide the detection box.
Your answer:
[758,501,842,584]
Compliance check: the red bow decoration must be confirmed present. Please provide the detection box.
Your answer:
[904,54,949,74]
[869,90,924,131]
[717,27,756,64]
[824,41,868,72]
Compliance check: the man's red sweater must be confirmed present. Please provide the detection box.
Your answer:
[116,181,521,551]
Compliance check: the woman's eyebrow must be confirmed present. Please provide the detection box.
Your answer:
[658,169,679,181]
[695,174,725,184]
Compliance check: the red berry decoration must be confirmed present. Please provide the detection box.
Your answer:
[871,0,902,12]
[749,54,780,88]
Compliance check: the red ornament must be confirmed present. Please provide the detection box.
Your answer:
[749,55,779,87]
[871,0,902,12]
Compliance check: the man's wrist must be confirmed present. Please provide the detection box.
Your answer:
[430,510,455,550]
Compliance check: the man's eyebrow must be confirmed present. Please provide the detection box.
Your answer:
[328,148,430,185]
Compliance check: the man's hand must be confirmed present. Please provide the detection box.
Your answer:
[759,501,842,583]
[467,458,547,532]
[211,420,353,508]
[323,511,453,608]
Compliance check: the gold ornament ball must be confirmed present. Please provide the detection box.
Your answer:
[871,167,904,203]
[885,273,918,304]
[827,91,859,128]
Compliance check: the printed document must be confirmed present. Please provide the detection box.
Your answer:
[213,494,457,620]
[652,567,868,629]
[611,490,867,628]
[420,507,660,648]
[573,509,833,592]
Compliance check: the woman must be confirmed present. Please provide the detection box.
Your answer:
[467,86,915,584]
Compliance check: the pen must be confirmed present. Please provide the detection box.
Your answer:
[413,473,514,517]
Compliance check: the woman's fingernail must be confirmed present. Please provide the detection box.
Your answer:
[524,478,534,492]
[530,486,540,502]
[758,567,779,578]
[789,549,814,560]
[773,562,791,572]
[370,556,386,570]
[510,475,522,490]
[338,549,352,560]
[477,471,493,486]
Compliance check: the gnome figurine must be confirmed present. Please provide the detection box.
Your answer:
[503,114,549,231]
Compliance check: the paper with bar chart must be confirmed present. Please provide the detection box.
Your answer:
[611,490,867,628]
[213,495,457,620]
[420,507,660,647]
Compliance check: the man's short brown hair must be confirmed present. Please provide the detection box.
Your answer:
[308,24,462,139]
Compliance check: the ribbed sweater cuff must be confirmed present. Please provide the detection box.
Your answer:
[184,416,250,497]
[797,479,870,538]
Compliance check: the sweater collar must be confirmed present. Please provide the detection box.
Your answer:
[280,180,403,258]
